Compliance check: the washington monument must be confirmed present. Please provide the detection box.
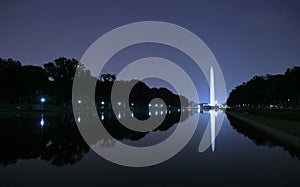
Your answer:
[210,66,215,106]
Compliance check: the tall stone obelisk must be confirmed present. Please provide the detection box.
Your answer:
[210,66,215,107]
[210,66,216,151]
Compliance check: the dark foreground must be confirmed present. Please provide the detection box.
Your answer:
[0,111,299,186]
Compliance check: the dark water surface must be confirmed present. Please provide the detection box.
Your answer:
[0,111,299,186]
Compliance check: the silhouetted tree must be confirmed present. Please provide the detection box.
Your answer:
[43,57,79,106]
[227,66,300,109]
[0,57,190,108]
[99,74,116,82]
[0,58,49,104]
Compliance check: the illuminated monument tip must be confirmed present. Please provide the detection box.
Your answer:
[210,66,215,106]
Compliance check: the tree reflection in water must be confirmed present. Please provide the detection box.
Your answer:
[0,109,191,167]
[227,114,300,159]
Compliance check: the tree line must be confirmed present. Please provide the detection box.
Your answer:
[0,57,188,108]
[0,57,80,105]
[227,66,300,109]
[0,105,190,166]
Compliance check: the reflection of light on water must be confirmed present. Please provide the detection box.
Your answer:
[101,114,105,121]
[40,114,45,126]
[40,118,45,126]
[210,110,216,152]
[210,114,216,152]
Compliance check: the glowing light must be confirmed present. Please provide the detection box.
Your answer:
[131,112,134,117]
[155,104,158,107]
[40,98,46,103]
[101,101,105,105]
[148,111,151,116]
[77,116,81,123]
[117,112,121,119]
[160,111,163,115]
[40,117,45,126]
[101,114,104,121]
[78,100,82,104]
[160,104,163,107]
[118,102,122,106]
[210,111,216,152]
[149,104,151,107]
[155,111,158,116]
[46,141,52,147]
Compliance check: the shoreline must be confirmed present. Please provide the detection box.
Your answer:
[226,110,300,151]
[0,104,72,113]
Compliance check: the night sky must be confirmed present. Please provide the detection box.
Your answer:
[1,0,300,102]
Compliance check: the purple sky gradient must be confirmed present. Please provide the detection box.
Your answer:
[1,0,300,102]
